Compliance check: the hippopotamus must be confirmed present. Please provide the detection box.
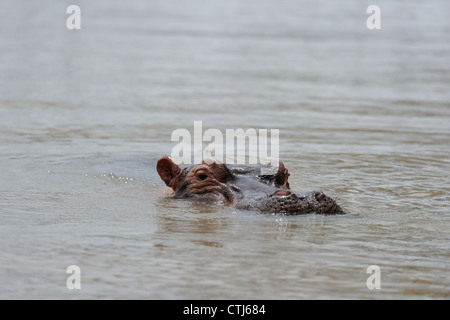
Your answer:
[156,156,346,215]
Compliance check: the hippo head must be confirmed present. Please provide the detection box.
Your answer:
[157,156,238,204]
[157,156,345,215]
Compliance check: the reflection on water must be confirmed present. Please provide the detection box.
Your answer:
[0,0,449,299]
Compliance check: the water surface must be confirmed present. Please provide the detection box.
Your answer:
[0,0,449,299]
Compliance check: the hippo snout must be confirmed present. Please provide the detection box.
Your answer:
[265,191,309,214]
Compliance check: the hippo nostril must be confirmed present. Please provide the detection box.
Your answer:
[273,190,291,197]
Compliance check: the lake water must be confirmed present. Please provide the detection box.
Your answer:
[0,0,449,299]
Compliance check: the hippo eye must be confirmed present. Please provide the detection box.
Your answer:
[197,174,208,181]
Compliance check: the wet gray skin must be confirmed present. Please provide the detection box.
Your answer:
[157,157,346,215]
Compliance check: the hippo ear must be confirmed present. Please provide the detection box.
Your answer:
[259,161,290,189]
[275,162,290,189]
[157,157,184,190]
